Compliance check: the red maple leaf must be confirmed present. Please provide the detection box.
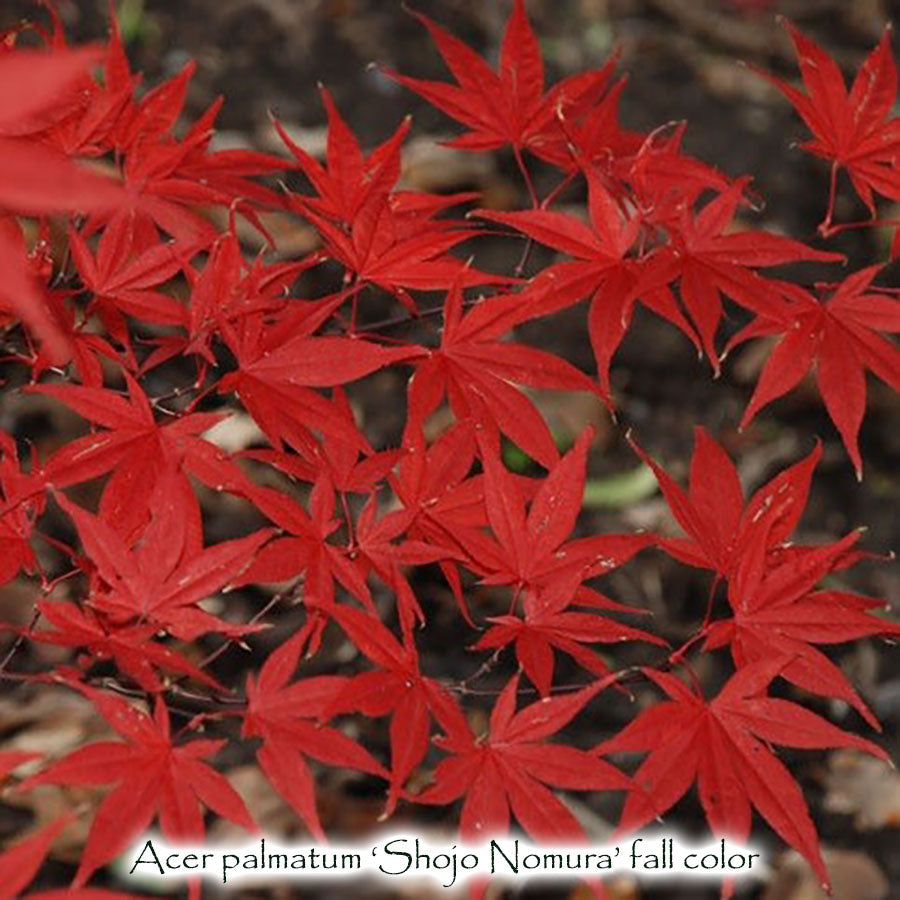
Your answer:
[760,21,900,233]
[242,628,388,840]
[0,430,46,588]
[67,220,190,330]
[416,672,630,839]
[325,604,460,817]
[349,495,450,638]
[389,420,488,622]
[55,477,270,641]
[728,265,900,477]
[19,684,256,891]
[703,526,900,729]
[78,58,289,251]
[180,228,321,366]
[274,86,409,225]
[0,47,123,359]
[236,475,374,623]
[0,818,70,899]
[470,428,651,590]
[468,429,661,693]
[277,89,503,310]
[407,282,602,469]
[0,812,138,900]
[631,427,823,579]
[34,372,258,538]
[30,599,223,694]
[385,0,613,159]
[242,389,401,495]
[634,179,842,369]
[219,304,421,452]
[596,659,888,892]
[476,170,684,394]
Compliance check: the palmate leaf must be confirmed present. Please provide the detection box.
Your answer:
[728,266,900,477]
[55,476,271,641]
[384,0,614,156]
[19,684,255,892]
[469,429,660,693]
[631,426,823,577]
[596,659,888,893]
[760,21,900,230]
[704,526,900,729]
[407,282,603,469]
[417,672,630,840]
[242,628,388,840]
[0,45,122,360]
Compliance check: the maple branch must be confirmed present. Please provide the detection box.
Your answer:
[195,576,305,672]
[0,607,40,676]
[456,636,516,692]
[356,296,480,335]
[92,676,232,719]
[446,664,646,697]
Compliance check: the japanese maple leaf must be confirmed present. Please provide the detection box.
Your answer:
[30,599,223,694]
[527,69,641,173]
[470,426,652,590]
[0,49,123,214]
[80,59,289,251]
[477,171,705,393]
[68,220,190,328]
[729,265,900,477]
[621,121,733,214]
[407,282,602,469]
[760,21,900,231]
[596,660,888,892]
[416,672,630,840]
[242,628,388,840]
[34,9,135,160]
[236,475,374,624]
[274,86,409,225]
[219,304,421,452]
[386,0,614,156]
[350,495,450,638]
[242,389,400,495]
[299,189,505,309]
[632,179,842,370]
[326,604,460,817]
[631,427,823,579]
[392,420,484,535]
[0,47,123,359]
[389,420,488,622]
[0,787,144,898]
[475,574,664,698]
[0,813,86,900]
[20,685,256,891]
[703,526,900,729]
[277,89,503,308]
[0,220,118,386]
[469,431,660,693]
[55,480,270,641]
[33,372,258,538]
[181,228,319,366]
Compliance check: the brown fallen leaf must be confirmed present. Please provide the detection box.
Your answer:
[762,848,888,900]
[824,749,900,830]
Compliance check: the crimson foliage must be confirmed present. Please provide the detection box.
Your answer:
[0,3,897,898]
